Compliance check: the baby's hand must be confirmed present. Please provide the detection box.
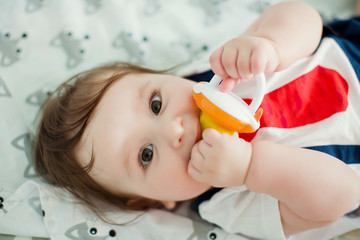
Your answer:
[188,129,252,187]
[210,36,279,92]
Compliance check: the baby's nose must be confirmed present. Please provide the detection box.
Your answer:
[166,117,184,149]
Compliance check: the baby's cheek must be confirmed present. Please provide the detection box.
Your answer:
[153,159,186,183]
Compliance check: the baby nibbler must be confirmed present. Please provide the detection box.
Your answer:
[192,74,266,135]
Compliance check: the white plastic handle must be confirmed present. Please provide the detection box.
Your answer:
[209,74,223,86]
[209,74,266,115]
[248,73,266,115]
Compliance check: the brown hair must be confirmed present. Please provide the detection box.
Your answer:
[34,62,165,219]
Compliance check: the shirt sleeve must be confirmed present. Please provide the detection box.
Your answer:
[198,186,286,240]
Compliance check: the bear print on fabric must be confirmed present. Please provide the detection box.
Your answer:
[25,0,48,13]
[112,31,148,64]
[171,41,209,64]
[28,196,44,217]
[190,0,227,25]
[187,220,223,240]
[11,133,36,179]
[26,88,52,106]
[247,0,272,13]
[65,222,117,240]
[0,189,9,215]
[85,0,103,15]
[142,0,161,15]
[0,30,28,67]
[50,31,90,69]
[0,77,11,97]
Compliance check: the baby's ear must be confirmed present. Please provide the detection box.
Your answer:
[161,201,176,210]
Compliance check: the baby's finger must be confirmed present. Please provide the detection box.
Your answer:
[250,47,268,75]
[237,48,253,79]
[264,54,280,74]
[188,145,205,181]
[202,128,222,146]
[209,47,227,77]
[190,141,205,160]
[220,77,240,92]
[197,138,212,157]
[221,47,240,79]
[188,161,204,182]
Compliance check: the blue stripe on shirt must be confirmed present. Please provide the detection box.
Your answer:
[305,145,360,164]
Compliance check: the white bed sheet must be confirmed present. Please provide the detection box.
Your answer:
[0,0,358,239]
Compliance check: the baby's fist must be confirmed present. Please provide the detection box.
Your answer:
[188,129,252,187]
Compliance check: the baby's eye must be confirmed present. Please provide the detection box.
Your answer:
[150,95,162,115]
[140,145,153,167]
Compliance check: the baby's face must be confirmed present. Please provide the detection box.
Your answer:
[77,73,211,206]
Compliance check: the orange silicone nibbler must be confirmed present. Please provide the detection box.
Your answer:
[193,74,266,135]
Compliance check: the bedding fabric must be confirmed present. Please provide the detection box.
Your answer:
[0,0,359,239]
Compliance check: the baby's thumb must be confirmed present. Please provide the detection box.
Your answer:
[219,77,240,92]
[202,128,221,146]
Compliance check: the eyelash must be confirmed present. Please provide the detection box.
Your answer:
[138,144,153,169]
[148,89,162,115]
[138,89,162,169]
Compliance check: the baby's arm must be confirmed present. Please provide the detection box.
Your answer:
[188,129,360,236]
[211,1,322,91]
[248,141,360,236]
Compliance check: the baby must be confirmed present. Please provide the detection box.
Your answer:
[34,2,360,239]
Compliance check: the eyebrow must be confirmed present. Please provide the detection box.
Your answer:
[138,80,150,99]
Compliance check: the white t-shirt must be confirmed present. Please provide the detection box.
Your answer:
[198,37,360,239]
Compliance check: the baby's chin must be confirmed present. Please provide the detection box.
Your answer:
[184,165,212,197]
[188,184,212,200]
[176,186,212,203]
